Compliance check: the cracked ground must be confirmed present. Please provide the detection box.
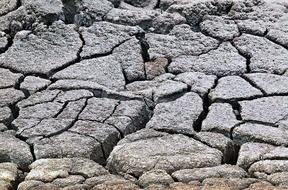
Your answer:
[0,0,288,189]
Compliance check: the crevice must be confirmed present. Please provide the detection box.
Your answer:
[53,102,69,118]
[0,34,14,54]
[164,57,172,73]
[265,34,288,51]
[154,0,161,9]
[240,75,267,95]
[193,93,210,132]
[228,101,242,120]
[154,88,188,104]
[231,40,251,73]
[136,31,150,62]
[61,0,79,24]
[29,144,36,161]
[68,130,107,163]
[230,122,244,140]
[48,28,84,77]
[193,77,219,132]
[242,120,279,128]
[102,101,121,123]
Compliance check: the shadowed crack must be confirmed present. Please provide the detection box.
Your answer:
[241,75,267,95]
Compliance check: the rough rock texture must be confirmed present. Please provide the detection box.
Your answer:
[107,129,223,177]
[168,42,247,76]
[1,0,288,189]
[0,21,82,75]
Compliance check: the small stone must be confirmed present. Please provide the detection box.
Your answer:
[168,42,246,76]
[146,92,202,135]
[202,103,240,135]
[0,68,23,88]
[244,73,288,95]
[0,88,25,107]
[107,130,222,177]
[172,164,247,182]
[20,76,51,94]
[138,170,174,187]
[240,96,288,124]
[209,76,262,101]
[200,16,240,40]
[233,123,288,146]
[174,72,217,97]
[0,132,33,170]
[145,58,168,80]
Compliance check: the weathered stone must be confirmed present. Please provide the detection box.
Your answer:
[126,79,188,103]
[17,90,61,108]
[123,0,158,9]
[85,174,128,187]
[0,21,82,75]
[267,15,288,48]
[105,8,160,30]
[174,72,217,97]
[80,21,142,58]
[145,58,168,80]
[233,123,288,146]
[138,170,174,187]
[18,102,64,119]
[172,165,247,182]
[53,55,125,90]
[0,123,7,131]
[20,76,51,94]
[233,34,288,74]
[202,103,240,135]
[0,88,25,107]
[33,132,105,164]
[168,42,246,76]
[79,98,119,122]
[209,76,262,101]
[194,132,237,164]
[147,24,219,59]
[151,12,186,34]
[0,68,23,89]
[249,160,288,178]
[236,20,267,36]
[0,162,19,190]
[237,142,275,170]
[55,90,93,103]
[69,120,120,158]
[0,32,8,51]
[25,158,108,182]
[240,96,288,124]
[107,130,222,177]
[200,16,240,40]
[0,132,33,170]
[244,73,288,95]
[146,92,202,135]
[0,0,18,16]
[18,119,73,139]
[152,80,187,103]
[267,172,288,186]
[71,0,113,26]
[0,106,13,125]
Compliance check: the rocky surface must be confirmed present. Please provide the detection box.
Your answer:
[1,0,288,189]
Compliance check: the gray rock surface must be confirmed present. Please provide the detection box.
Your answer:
[1,0,288,188]
[202,103,240,135]
[168,42,246,76]
[0,132,33,170]
[0,68,23,89]
[233,34,288,74]
[0,21,81,75]
[0,162,20,190]
[209,76,262,101]
[20,76,51,94]
[172,165,247,182]
[107,129,223,177]
[147,24,219,59]
[146,92,202,135]
[240,96,288,124]
[53,55,126,90]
